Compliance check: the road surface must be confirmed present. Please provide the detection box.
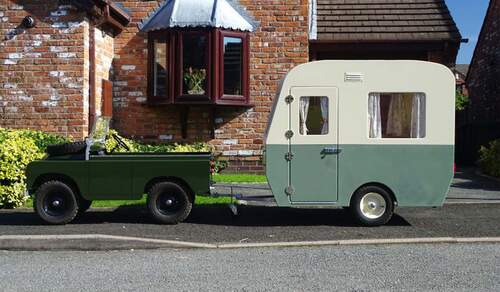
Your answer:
[1,243,499,291]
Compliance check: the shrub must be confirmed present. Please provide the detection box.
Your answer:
[456,90,469,111]
[105,129,141,153]
[0,129,55,208]
[478,139,500,177]
[105,130,212,153]
[106,130,226,172]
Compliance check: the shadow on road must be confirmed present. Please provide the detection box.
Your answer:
[189,205,410,227]
[0,205,410,227]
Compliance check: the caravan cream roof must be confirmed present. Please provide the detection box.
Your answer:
[266,60,456,146]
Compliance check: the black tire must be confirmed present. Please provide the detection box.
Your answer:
[34,180,79,225]
[350,185,394,226]
[46,141,86,157]
[147,181,193,224]
[77,199,92,215]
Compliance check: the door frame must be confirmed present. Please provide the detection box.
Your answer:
[287,86,340,204]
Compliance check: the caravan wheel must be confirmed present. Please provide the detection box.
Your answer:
[350,185,394,226]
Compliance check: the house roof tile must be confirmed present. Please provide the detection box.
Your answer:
[314,0,462,42]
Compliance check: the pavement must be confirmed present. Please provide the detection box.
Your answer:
[1,244,499,291]
[0,167,500,250]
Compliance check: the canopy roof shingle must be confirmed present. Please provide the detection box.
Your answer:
[312,0,462,42]
[140,0,257,32]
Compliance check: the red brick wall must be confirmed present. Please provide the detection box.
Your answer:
[456,0,500,164]
[112,0,309,172]
[467,0,500,125]
[0,1,89,139]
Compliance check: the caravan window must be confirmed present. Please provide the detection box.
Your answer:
[368,93,426,139]
[299,96,329,135]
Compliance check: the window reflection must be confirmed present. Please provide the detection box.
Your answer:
[153,39,167,97]
[183,34,208,95]
[223,37,243,96]
[300,96,329,135]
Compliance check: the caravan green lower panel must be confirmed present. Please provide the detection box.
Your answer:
[266,144,454,207]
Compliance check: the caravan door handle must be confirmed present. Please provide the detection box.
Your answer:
[321,147,342,155]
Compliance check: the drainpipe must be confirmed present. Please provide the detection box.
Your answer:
[308,0,317,40]
[89,23,96,132]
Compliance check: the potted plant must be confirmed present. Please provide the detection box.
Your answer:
[184,67,206,95]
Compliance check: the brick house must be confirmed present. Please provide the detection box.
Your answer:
[457,0,500,164]
[453,64,469,96]
[1,0,461,172]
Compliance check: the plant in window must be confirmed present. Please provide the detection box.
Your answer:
[183,67,206,95]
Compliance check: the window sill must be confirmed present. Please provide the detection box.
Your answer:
[147,98,253,107]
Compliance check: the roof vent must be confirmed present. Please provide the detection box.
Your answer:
[345,72,364,82]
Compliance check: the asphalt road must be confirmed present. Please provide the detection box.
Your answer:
[1,204,500,246]
[1,243,499,291]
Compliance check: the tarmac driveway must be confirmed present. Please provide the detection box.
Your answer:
[0,167,499,249]
[448,168,500,201]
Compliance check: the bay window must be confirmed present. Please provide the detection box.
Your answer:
[147,29,250,106]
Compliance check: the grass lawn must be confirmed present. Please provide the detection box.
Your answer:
[212,173,267,183]
[22,173,267,209]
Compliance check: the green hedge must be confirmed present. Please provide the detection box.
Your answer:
[0,128,222,209]
[0,128,68,208]
[478,139,500,177]
[105,130,211,153]
[106,130,227,172]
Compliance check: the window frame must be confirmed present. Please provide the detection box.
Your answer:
[298,96,330,136]
[217,30,250,104]
[146,29,251,106]
[147,31,175,104]
[367,92,427,139]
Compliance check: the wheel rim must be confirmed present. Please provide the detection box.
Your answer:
[156,189,185,215]
[359,192,386,219]
[43,192,73,218]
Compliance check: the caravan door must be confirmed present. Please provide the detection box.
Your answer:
[288,87,339,204]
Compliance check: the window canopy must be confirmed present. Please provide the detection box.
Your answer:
[140,0,257,32]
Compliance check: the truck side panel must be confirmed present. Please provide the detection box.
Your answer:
[132,159,210,197]
[82,154,210,200]
[26,160,89,197]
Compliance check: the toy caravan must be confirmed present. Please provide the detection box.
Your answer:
[265,60,456,225]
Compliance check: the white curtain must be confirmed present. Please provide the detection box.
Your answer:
[320,97,328,134]
[411,93,426,138]
[387,93,412,137]
[300,97,310,135]
[368,93,382,138]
